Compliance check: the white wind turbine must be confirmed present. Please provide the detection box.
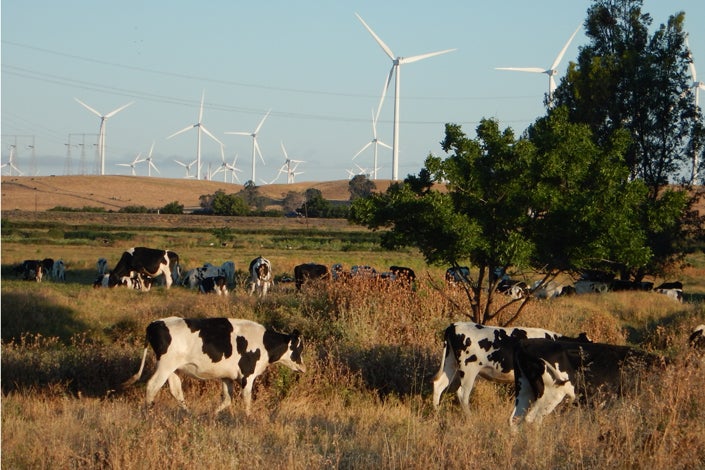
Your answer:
[143,141,160,177]
[353,108,391,180]
[686,38,705,183]
[167,90,223,180]
[356,13,456,181]
[225,110,270,183]
[74,98,133,175]
[174,159,197,178]
[115,153,145,176]
[275,142,305,184]
[213,145,242,183]
[5,145,23,176]
[496,24,581,107]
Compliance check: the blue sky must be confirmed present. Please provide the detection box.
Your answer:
[2,1,704,184]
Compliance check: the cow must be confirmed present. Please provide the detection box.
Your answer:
[654,281,683,302]
[350,265,377,279]
[610,279,654,291]
[294,263,330,290]
[221,261,236,286]
[52,259,66,281]
[249,256,273,297]
[121,316,305,415]
[499,279,529,299]
[181,264,225,289]
[21,260,44,282]
[510,338,667,427]
[432,321,590,415]
[689,325,705,351]
[531,280,564,299]
[41,258,55,278]
[108,247,180,289]
[97,257,109,276]
[389,265,416,286]
[199,276,229,295]
[445,266,471,286]
[574,280,610,294]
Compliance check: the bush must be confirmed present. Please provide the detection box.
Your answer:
[160,201,184,214]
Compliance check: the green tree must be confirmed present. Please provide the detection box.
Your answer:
[348,174,376,201]
[301,188,331,218]
[160,201,184,214]
[211,190,249,216]
[239,181,266,211]
[282,191,304,213]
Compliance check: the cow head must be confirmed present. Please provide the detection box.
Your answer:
[279,330,306,373]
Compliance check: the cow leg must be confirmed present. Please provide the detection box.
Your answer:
[145,367,177,408]
[456,368,480,415]
[261,282,269,297]
[249,281,256,296]
[166,373,188,410]
[240,377,255,415]
[432,349,458,408]
[215,380,234,414]
[510,373,533,428]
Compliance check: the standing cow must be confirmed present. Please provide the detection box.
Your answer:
[249,256,272,297]
[52,259,66,281]
[122,316,305,415]
[108,247,180,289]
[20,260,44,282]
[432,321,590,415]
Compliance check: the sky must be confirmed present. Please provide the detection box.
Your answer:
[2,1,704,184]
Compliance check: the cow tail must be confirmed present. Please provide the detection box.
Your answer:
[433,326,454,381]
[121,346,149,389]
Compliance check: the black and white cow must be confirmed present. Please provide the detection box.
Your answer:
[689,325,705,351]
[108,247,180,289]
[294,263,330,290]
[52,259,66,281]
[97,257,109,276]
[121,317,305,415]
[221,261,236,286]
[249,256,272,297]
[445,266,471,286]
[654,281,684,302]
[21,260,44,282]
[199,276,229,295]
[181,263,225,289]
[510,338,666,427]
[432,322,590,415]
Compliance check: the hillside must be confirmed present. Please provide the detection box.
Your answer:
[0,175,394,212]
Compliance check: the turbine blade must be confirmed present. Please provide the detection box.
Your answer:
[255,110,271,134]
[104,101,134,119]
[376,65,395,123]
[150,161,160,174]
[280,141,289,159]
[200,125,224,146]
[355,13,395,60]
[400,48,456,65]
[495,67,546,73]
[167,125,194,139]
[378,141,392,150]
[74,98,102,117]
[550,24,581,71]
[254,139,266,165]
[224,131,251,136]
[353,142,372,160]
[198,90,206,123]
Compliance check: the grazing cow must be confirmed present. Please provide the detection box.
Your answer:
[108,247,180,289]
[510,338,666,426]
[52,259,66,281]
[249,256,272,297]
[294,263,330,290]
[689,325,705,351]
[21,260,44,282]
[97,257,109,276]
[653,281,684,303]
[41,258,55,278]
[122,317,305,414]
[221,261,236,286]
[445,266,471,286]
[432,321,590,414]
[181,264,225,289]
[199,275,229,295]
[388,265,416,288]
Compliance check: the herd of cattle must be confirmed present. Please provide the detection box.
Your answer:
[12,247,702,426]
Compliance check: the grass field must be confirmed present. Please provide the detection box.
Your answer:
[2,182,705,469]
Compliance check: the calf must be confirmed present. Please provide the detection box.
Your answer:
[21,260,44,282]
[294,263,330,290]
[199,275,229,295]
[52,259,66,281]
[249,256,272,297]
[510,338,666,426]
[432,322,589,415]
[109,247,180,289]
[122,317,305,414]
[181,263,225,289]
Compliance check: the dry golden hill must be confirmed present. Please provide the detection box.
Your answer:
[1,175,394,212]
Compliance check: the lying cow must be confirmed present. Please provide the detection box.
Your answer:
[432,321,590,415]
[249,256,272,297]
[294,263,330,290]
[181,263,224,289]
[122,316,305,415]
[199,275,229,295]
[510,338,666,427]
[108,247,180,289]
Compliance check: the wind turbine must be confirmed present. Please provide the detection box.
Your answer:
[143,141,160,177]
[274,142,305,184]
[356,13,456,181]
[167,90,223,180]
[225,110,270,183]
[174,159,197,178]
[116,153,145,176]
[353,108,391,180]
[686,38,705,184]
[213,145,242,183]
[5,145,23,176]
[74,98,133,175]
[495,24,581,107]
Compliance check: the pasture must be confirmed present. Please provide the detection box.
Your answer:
[2,209,705,469]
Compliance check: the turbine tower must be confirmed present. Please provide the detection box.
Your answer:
[686,38,705,184]
[167,90,223,180]
[74,98,133,175]
[495,24,581,107]
[356,13,456,181]
[353,108,391,180]
[225,110,270,183]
